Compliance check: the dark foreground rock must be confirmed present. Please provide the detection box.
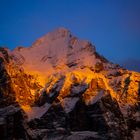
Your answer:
[27,93,131,140]
[0,105,28,140]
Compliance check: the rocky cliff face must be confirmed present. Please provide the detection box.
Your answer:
[0,28,140,140]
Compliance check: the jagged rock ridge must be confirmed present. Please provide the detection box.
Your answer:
[0,28,140,140]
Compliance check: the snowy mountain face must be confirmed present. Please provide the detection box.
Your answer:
[0,28,140,140]
[12,28,100,82]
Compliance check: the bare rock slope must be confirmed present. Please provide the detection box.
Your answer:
[0,28,140,140]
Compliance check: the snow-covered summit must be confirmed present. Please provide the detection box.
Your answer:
[0,28,140,140]
[31,27,72,47]
[11,28,99,80]
[8,28,140,107]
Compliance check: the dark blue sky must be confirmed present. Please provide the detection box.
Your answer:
[0,0,140,71]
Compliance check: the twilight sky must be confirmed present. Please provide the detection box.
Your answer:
[0,0,140,71]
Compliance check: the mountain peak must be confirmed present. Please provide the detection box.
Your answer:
[1,28,140,140]
[53,27,71,34]
[45,27,72,39]
[30,27,72,47]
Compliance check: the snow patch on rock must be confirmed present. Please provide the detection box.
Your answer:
[61,97,79,113]
[22,103,51,121]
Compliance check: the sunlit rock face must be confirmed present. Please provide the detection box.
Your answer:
[0,28,140,139]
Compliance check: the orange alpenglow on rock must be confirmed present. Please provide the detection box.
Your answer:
[0,28,139,119]
[0,28,140,139]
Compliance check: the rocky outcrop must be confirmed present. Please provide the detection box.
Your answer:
[0,105,28,140]
[0,47,16,107]
[26,91,130,139]
[0,28,140,139]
